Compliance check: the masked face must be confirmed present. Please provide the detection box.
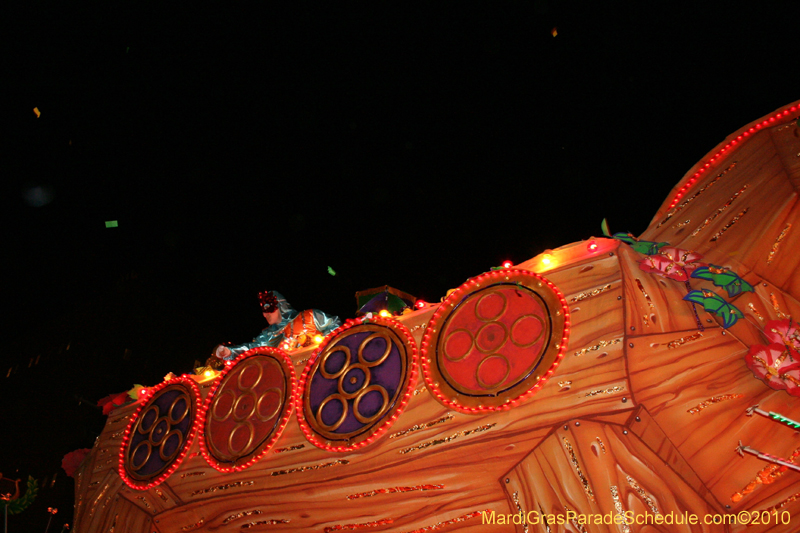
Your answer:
[263,309,281,325]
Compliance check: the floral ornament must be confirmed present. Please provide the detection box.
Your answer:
[61,449,91,478]
[763,319,800,354]
[612,232,669,255]
[128,384,147,400]
[638,247,704,282]
[684,289,743,328]
[97,391,131,415]
[691,264,754,297]
[746,343,800,396]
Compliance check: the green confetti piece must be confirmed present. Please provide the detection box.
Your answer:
[327,266,336,276]
[105,220,118,228]
[601,218,610,237]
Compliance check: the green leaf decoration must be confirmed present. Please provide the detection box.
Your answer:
[601,218,610,237]
[683,289,744,328]
[611,232,669,255]
[5,476,38,515]
[691,265,754,297]
[128,384,145,400]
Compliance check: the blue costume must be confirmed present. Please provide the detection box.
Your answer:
[222,291,341,360]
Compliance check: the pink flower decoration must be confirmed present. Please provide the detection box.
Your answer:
[764,319,800,353]
[97,391,130,415]
[746,343,800,396]
[61,449,91,478]
[638,247,704,282]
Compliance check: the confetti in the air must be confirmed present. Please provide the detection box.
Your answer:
[327,266,337,276]
[105,220,119,228]
[551,27,558,37]
[33,107,41,118]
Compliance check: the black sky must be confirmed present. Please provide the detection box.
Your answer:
[2,1,799,529]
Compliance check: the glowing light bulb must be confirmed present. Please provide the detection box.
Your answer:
[587,240,598,252]
[541,254,552,266]
[502,260,513,268]
[313,335,324,344]
[379,309,391,318]
[415,300,426,309]
[203,369,214,378]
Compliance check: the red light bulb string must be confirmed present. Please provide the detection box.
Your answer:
[118,375,202,490]
[667,105,799,210]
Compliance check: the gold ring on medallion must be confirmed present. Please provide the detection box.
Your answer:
[475,354,511,391]
[509,314,545,348]
[167,394,190,425]
[255,387,283,422]
[319,345,352,380]
[353,385,390,424]
[357,332,392,367]
[474,321,509,354]
[148,416,171,446]
[232,390,258,423]
[226,420,255,457]
[237,360,264,391]
[475,291,507,322]
[129,440,153,471]
[158,429,184,461]
[211,389,236,422]
[337,363,371,400]
[443,328,475,362]
[138,405,161,434]
[316,394,348,432]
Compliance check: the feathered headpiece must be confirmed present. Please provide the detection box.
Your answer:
[258,290,279,313]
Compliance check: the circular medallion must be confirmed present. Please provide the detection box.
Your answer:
[421,269,569,413]
[199,347,295,472]
[297,317,417,451]
[119,377,200,489]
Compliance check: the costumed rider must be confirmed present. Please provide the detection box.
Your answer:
[214,290,341,361]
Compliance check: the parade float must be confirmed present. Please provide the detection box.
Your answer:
[72,100,800,532]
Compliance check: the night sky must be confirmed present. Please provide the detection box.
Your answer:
[3,1,799,530]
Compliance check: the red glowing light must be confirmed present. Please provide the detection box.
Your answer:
[587,241,599,252]
[415,300,426,310]
[502,260,513,268]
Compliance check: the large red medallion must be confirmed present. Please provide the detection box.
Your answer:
[421,269,569,413]
[199,347,295,472]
